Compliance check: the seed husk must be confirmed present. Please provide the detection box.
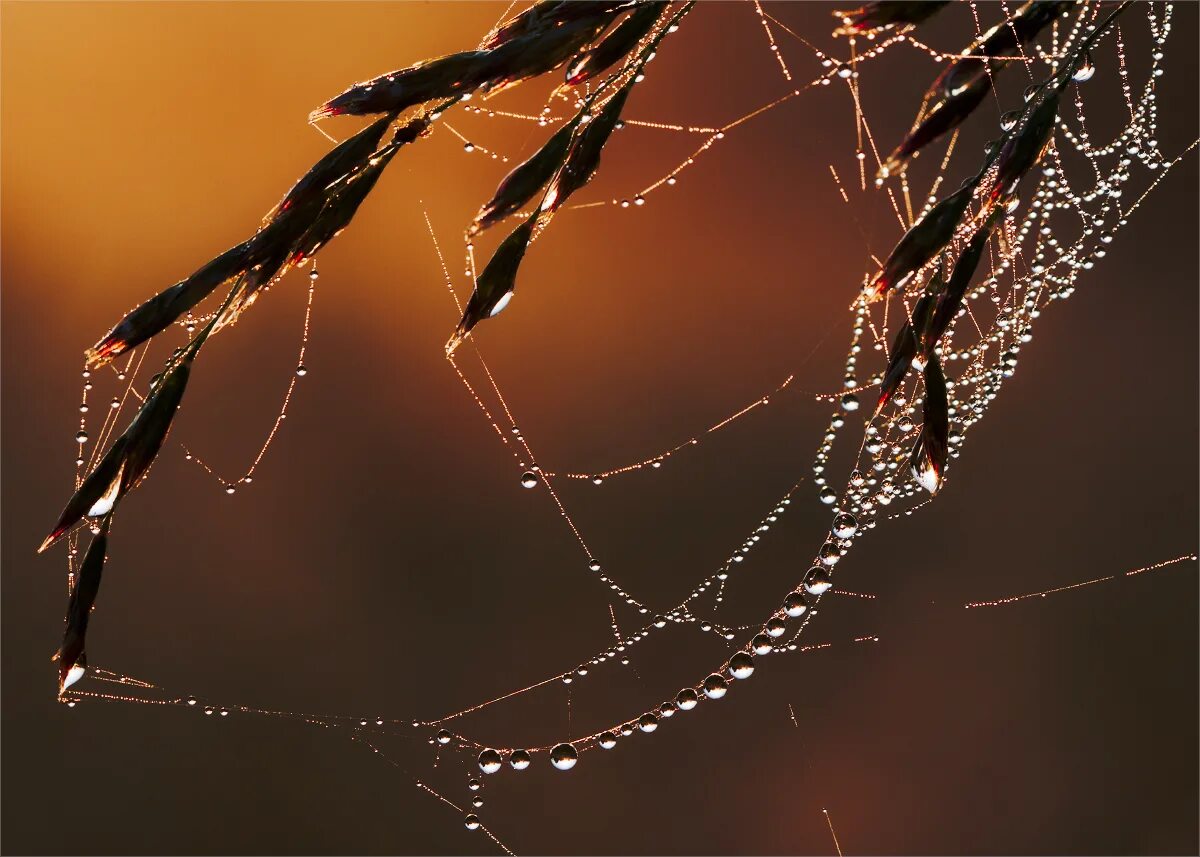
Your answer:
[40,356,192,553]
[867,179,978,299]
[832,1,949,37]
[875,265,942,415]
[565,1,668,86]
[447,216,537,354]
[910,353,948,493]
[54,516,110,694]
[472,122,575,235]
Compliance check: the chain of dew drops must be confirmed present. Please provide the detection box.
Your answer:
[57,1,1199,848]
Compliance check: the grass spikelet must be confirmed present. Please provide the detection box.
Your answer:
[565,1,667,86]
[832,1,949,38]
[54,516,110,694]
[447,216,536,354]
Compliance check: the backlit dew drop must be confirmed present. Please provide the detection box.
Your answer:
[729,652,755,679]
[638,713,658,732]
[765,616,787,637]
[598,731,618,749]
[752,633,774,654]
[509,749,531,770]
[1073,53,1096,82]
[468,779,481,791]
[588,561,602,572]
[75,431,88,443]
[478,749,502,774]
[831,512,858,539]
[804,565,833,595]
[1000,110,1021,132]
[463,142,475,153]
[676,688,699,710]
[520,471,539,488]
[296,364,308,377]
[225,484,236,495]
[436,729,452,745]
[550,743,578,770]
[465,814,481,830]
[110,398,120,409]
[784,590,809,618]
[489,291,514,317]
[819,487,837,504]
[472,796,484,808]
[819,541,842,566]
[703,674,728,699]
[840,392,859,412]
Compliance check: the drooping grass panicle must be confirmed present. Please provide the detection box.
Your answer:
[483,0,633,51]
[910,352,949,494]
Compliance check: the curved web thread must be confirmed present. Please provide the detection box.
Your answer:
[54,2,1197,851]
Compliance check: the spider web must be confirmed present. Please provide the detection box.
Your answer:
[53,3,1196,853]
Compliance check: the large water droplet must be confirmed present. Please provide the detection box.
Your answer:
[703,674,728,699]
[520,471,538,488]
[465,814,481,830]
[729,652,755,679]
[784,590,809,618]
[478,749,502,774]
[818,487,837,504]
[550,743,578,770]
[804,566,833,595]
[752,633,774,654]
[831,512,858,539]
[1073,53,1095,82]
[509,749,531,770]
[676,688,699,710]
[638,713,659,732]
[436,729,452,745]
[598,731,618,749]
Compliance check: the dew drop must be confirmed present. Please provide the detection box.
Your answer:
[638,713,659,733]
[520,471,539,488]
[831,512,858,539]
[804,565,833,595]
[702,674,728,699]
[465,814,481,830]
[509,749,531,770]
[729,652,755,679]
[75,431,88,443]
[675,688,699,710]
[818,486,837,504]
[550,743,578,770]
[296,364,308,377]
[436,729,452,745]
[598,731,618,749]
[752,633,774,654]
[478,749,502,774]
[1073,53,1095,82]
[784,590,809,618]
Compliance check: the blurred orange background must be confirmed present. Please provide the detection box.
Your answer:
[2,3,1197,854]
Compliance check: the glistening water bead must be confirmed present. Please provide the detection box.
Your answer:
[675,688,699,710]
[520,471,538,488]
[638,713,658,732]
[831,512,858,539]
[804,566,833,595]
[598,732,618,749]
[703,674,728,699]
[478,749,502,774]
[549,743,578,770]
[509,749,531,770]
[729,652,755,679]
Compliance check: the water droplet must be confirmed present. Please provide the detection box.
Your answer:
[675,688,699,710]
[75,431,88,443]
[703,674,728,699]
[784,590,809,618]
[804,566,833,595]
[463,142,475,153]
[436,729,452,745]
[550,743,577,770]
[1000,110,1021,132]
[729,652,755,679]
[296,364,307,377]
[1073,53,1095,82]
[819,541,842,566]
[831,512,858,539]
[752,633,774,654]
[598,731,618,749]
[766,616,787,637]
[472,796,484,808]
[465,814,481,830]
[509,749,531,770]
[520,471,539,488]
[468,778,481,791]
[478,749,502,774]
[638,713,658,732]
[840,392,859,412]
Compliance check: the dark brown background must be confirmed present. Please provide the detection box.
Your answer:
[2,3,1197,855]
